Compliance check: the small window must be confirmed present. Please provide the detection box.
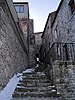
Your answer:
[69,0,75,14]
[15,6,19,13]
[15,5,24,13]
[20,6,24,13]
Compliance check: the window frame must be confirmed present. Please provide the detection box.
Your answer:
[15,5,24,13]
[19,5,24,13]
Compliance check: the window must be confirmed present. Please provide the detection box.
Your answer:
[15,5,24,13]
[69,0,75,14]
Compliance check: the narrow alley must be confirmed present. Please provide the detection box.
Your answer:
[0,0,75,100]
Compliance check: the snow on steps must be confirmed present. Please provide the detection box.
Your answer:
[12,69,61,98]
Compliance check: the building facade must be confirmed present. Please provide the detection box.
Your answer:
[39,0,75,99]
[28,19,35,67]
[14,2,29,19]
[14,2,35,67]
[0,0,28,90]
[14,2,29,52]
[40,0,75,64]
[34,32,42,58]
[40,11,56,63]
[52,0,75,43]
[50,0,75,63]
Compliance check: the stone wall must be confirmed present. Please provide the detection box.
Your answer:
[52,61,75,100]
[28,20,35,67]
[35,32,42,54]
[0,2,28,90]
[48,0,75,99]
[19,18,29,51]
[40,12,56,62]
[19,18,35,67]
[52,0,75,43]
[29,44,35,67]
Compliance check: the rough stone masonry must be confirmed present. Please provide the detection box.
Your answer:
[0,0,28,90]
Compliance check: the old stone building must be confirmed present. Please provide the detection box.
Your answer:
[28,19,35,67]
[52,0,75,43]
[0,0,28,90]
[14,2,35,67]
[40,0,75,99]
[0,0,75,99]
[40,0,75,68]
[39,11,56,63]
[34,32,42,58]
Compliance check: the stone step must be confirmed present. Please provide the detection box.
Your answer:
[18,81,51,87]
[17,82,52,87]
[15,86,57,92]
[20,79,49,83]
[19,79,50,84]
[17,83,35,87]
[22,73,36,76]
[15,87,38,92]
[12,71,60,99]
[22,72,45,77]
[22,76,46,80]
[12,91,59,98]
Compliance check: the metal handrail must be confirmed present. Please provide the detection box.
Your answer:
[44,42,75,65]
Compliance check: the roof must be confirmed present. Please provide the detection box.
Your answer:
[51,0,64,27]
[13,2,28,5]
[42,0,64,38]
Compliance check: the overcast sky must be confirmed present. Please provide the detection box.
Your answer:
[13,0,61,32]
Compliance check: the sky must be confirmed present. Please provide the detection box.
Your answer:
[13,0,61,32]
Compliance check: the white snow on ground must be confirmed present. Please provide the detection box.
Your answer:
[23,68,34,73]
[0,73,22,100]
[0,68,34,100]
[51,89,56,92]
[0,74,22,100]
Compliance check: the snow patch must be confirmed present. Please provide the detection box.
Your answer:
[17,73,22,77]
[51,89,56,92]
[48,85,55,88]
[57,92,60,94]
[23,68,34,73]
[0,73,22,100]
[0,68,35,100]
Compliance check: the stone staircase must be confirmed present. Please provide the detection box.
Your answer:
[12,70,61,100]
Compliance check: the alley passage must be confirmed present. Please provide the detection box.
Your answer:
[12,69,61,100]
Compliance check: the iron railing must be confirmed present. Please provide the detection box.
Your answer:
[44,42,75,65]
